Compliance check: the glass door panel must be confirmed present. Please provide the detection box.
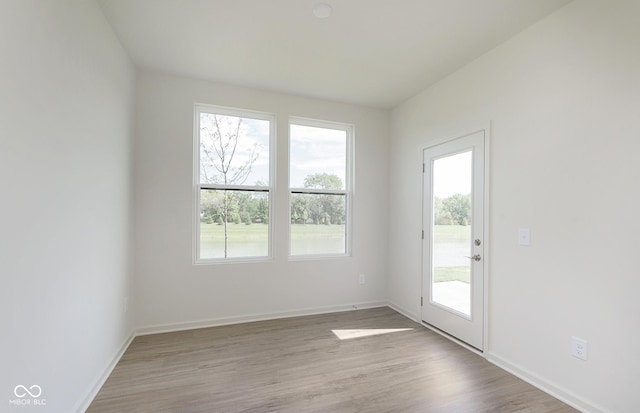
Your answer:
[431,151,472,317]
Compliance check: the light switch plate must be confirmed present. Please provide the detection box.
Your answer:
[518,228,531,246]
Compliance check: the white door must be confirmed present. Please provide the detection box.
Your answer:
[421,130,486,350]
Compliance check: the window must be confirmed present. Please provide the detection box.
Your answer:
[194,105,273,262]
[289,119,352,256]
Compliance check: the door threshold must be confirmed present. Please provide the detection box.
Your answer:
[421,320,484,356]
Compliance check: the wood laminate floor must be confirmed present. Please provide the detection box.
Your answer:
[88,307,577,412]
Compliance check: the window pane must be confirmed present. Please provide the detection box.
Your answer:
[290,193,346,255]
[290,124,346,190]
[431,151,472,316]
[199,113,270,186]
[200,189,269,259]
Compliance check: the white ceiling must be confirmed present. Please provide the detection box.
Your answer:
[98,0,572,109]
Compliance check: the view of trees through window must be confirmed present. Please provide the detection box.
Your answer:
[195,107,353,261]
[197,107,271,260]
[290,122,350,256]
[434,193,471,226]
[431,151,473,286]
[432,193,472,285]
[291,173,345,225]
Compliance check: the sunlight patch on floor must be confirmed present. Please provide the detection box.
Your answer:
[332,328,414,340]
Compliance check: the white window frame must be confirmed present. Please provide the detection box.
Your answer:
[193,104,276,264]
[288,117,353,259]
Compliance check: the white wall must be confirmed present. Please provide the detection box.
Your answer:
[0,1,136,412]
[389,1,640,412]
[133,72,389,330]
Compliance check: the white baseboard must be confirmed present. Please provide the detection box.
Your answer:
[388,303,606,412]
[136,301,388,336]
[78,305,611,413]
[486,352,608,413]
[387,301,418,322]
[75,330,136,413]
[78,302,387,410]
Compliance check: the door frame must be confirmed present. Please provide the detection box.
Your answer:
[420,123,490,353]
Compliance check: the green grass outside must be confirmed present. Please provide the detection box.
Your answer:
[200,222,270,242]
[434,266,470,283]
[200,223,470,283]
[434,224,471,244]
[290,224,345,255]
[200,223,345,258]
[289,223,345,239]
[200,222,269,258]
[433,225,471,284]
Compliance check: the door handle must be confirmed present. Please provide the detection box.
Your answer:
[465,254,482,262]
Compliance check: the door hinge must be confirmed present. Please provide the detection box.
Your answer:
[421,296,423,306]
[422,163,425,173]
[421,230,424,240]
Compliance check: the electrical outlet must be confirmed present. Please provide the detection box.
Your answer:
[571,336,588,360]
[358,274,365,284]
[123,296,129,314]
